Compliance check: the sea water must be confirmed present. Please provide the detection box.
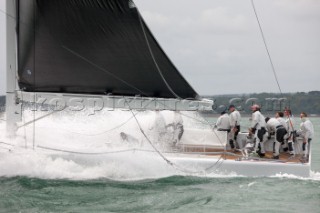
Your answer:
[0,114,319,213]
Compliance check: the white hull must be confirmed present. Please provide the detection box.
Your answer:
[0,146,310,179]
[168,155,310,177]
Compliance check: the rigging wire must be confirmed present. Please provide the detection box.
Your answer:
[2,2,228,176]
[14,53,217,142]
[47,97,158,136]
[62,46,148,97]
[36,145,242,159]
[0,9,15,20]
[20,93,28,148]
[37,145,141,155]
[2,1,181,101]
[136,8,182,99]
[136,5,226,161]
[18,110,66,129]
[30,107,227,175]
[56,24,227,175]
[180,111,225,147]
[124,99,174,167]
[251,0,283,94]
[124,99,225,175]
[251,0,296,133]
[32,0,36,150]
[13,47,29,148]
[0,141,15,146]
[52,113,137,136]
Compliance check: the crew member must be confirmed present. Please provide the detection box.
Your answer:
[228,104,241,151]
[275,112,287,128]
[276,111,289,152]
[297,112,314,161]
[284,109,296,155]
[215,111,231,132]
[249,104,267,157]
[265,117,287,159]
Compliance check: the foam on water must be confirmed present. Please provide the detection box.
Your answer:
[0,148,176,180]
[270,170,320,181]
[0,146,241,180]
[0,109,217,180]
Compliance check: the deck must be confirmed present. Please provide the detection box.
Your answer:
[176,145,307,164]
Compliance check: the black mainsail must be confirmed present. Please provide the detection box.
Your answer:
[17,0,199,99]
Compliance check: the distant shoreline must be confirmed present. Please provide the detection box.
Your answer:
[1,91,320,115]
[201,113,320,118]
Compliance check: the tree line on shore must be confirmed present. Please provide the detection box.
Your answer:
[1,91,320,115]
[205,91,320,116]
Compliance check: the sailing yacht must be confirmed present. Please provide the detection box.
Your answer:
[2,0,311,177]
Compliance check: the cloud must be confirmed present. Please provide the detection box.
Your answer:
[199,7,248,33]
[140,11,170,28]
[142,6,249,36]
[275,0,320,18]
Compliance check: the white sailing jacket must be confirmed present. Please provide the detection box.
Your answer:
[230,110,241,127]
[251,111,266,130]
[285,116,295,133]
[299,119,314,140]
[277,117,287,129]
[216,114,231,130]
[266,118,281,133]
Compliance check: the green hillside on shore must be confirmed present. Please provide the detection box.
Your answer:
[205,91,320,116]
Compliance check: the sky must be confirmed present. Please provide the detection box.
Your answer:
[0,0,319,96]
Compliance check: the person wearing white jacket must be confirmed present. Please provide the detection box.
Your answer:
[298,112,314,161]
[228,105,241,151]
[249,104,267,157]
[276,111,289,152]
[215,111,231,131]
[284,109,296,155]
[265,117,287,159]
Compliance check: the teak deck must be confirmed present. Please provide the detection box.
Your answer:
[177,145,305,164]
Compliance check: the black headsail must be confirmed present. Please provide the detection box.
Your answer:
[17,0,199,99]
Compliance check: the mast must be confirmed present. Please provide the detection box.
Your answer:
[6,0,21,137]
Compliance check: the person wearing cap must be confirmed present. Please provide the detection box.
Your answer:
[228,104,241,151]
[284,109,296,155]
[249,104,267,157]
[297,112,314,161]
[265,117,287,159]
[215,111,231,132]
